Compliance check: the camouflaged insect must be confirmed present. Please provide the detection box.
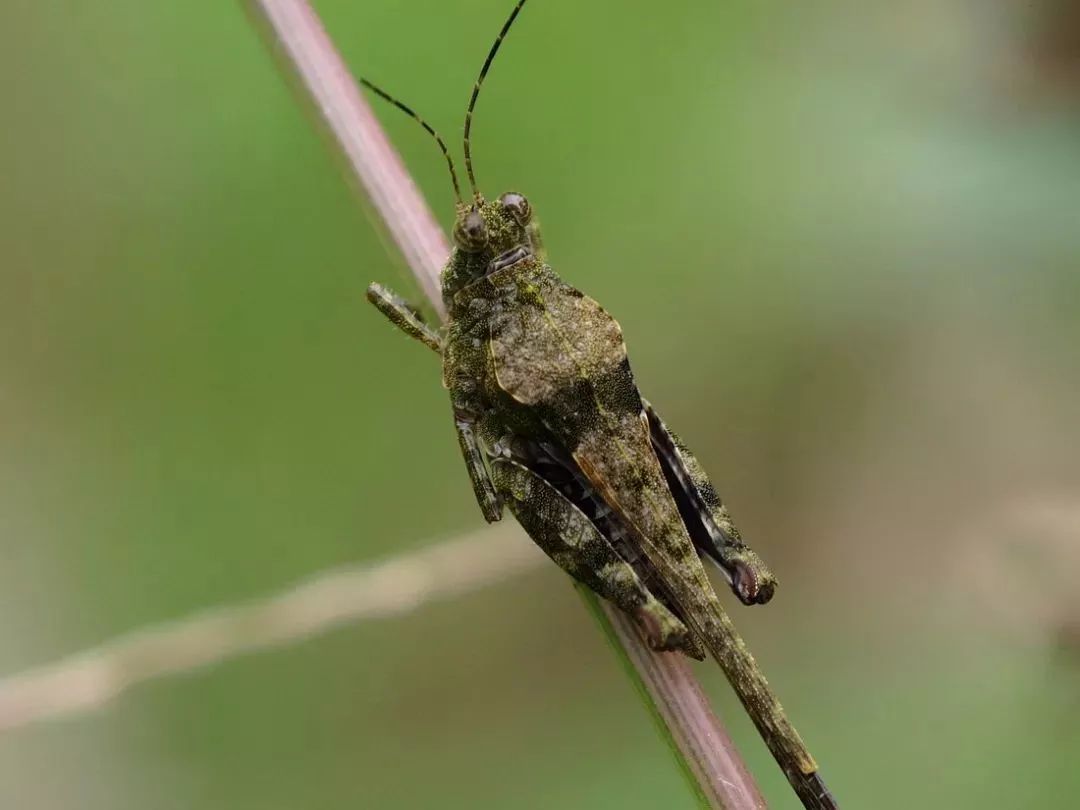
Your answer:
[367,192,777,660]
[358,2,840,802]
[357,3,842,804]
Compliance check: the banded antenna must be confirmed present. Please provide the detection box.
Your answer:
[359,77,463,205]
[462,0,530,200]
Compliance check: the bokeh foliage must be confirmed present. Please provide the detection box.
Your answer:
[1,1,1079,807]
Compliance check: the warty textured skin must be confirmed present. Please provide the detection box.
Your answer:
[372,195,776,648]
[367,191,817,783]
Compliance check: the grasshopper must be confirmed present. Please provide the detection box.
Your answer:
[363,1,833,804]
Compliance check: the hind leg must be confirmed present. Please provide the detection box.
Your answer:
[643,399,777,606]
[491,457,701,658]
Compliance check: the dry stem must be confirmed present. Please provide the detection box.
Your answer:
[0,528,539,731]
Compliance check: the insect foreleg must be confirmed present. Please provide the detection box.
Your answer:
[366,283,443,353]
[490,456,703,658]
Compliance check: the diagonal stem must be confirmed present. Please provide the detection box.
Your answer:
[246,0,448,319]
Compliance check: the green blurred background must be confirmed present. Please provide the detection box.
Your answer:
[2,1,1079,807]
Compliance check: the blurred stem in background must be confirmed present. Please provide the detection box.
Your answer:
[0,529,538,732]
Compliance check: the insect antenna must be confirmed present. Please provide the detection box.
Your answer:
[359,77,463,205]
[463,0,530,201]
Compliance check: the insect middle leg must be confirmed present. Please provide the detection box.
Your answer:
[490,456,702,658]
[454,410,503,523]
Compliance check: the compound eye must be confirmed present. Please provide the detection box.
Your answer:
[453,209,488,253]
[499,192,532,225]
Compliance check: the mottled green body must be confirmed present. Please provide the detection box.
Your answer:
[369,195,779,643]
[368,191,822,790]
